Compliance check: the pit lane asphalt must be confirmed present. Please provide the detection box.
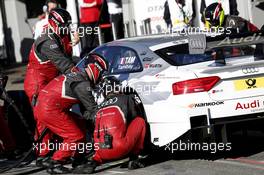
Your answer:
[1,65,264,175]
[2,130,264,175]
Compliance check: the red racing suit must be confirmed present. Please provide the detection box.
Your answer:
[34,72,97,161]
[24,32,75,156]
[92,93,146,164]
[24,32,74,105]
[79,0,102,24]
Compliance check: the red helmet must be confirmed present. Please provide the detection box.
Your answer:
[84,54,108,84]
[48,8,72,37]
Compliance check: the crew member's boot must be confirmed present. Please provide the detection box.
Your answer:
[36,156,51,168]
[128,155,146,170]
[46,160,72,174]
[72,160,98,174]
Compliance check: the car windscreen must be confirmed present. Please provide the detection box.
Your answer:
[93,46,143,74]
[155,43,257,66]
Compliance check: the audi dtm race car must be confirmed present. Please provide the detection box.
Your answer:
[80,32,264,147]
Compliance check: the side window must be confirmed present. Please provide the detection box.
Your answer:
[94,46,143,74]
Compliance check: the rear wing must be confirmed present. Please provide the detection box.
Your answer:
[206,32,264,50]
[189,32,264,66]
[188,32,264,52]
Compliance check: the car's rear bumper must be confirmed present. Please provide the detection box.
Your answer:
[191,112,264,130]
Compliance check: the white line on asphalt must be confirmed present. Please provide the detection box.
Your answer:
[105,170,125,174]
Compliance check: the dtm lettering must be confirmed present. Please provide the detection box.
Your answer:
[188,101,224,108]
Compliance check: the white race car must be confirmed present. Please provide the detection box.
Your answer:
[89,32,264,147]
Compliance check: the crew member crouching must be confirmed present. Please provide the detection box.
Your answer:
[74,76,146,173]
[34,53,108,174]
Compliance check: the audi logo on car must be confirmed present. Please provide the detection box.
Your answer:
[242,67,259,74]
[189,39,204,49]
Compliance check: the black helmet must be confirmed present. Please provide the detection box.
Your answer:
[48,8,72,37]
[204,3,225,28]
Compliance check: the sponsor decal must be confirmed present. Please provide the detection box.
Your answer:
[139,51,147,56]
[153,138,159,143]
[245,78,257,89]
[211,89,223,94]
[143,57,153,62]
[50,44,59,49]
[234,77,264,91]
[50,16,60,25]
[144,64,162,69]
[98,97,118,108]
[120,56,136,65]
[217,33,262,46]
[188,101,224,108]
[155,74,179,79]
[235,100,260,110]
[118,64,133,70]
